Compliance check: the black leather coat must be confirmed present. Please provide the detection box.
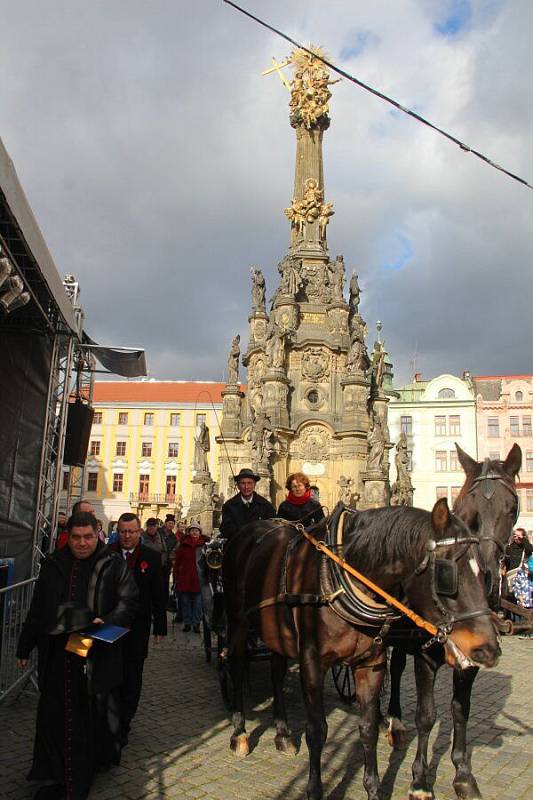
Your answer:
[277,497,325,527]
[17,544,139,695]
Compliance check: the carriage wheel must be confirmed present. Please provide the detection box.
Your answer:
[217,634,232,711]
[331,664,356,704]
[202,616,212,663]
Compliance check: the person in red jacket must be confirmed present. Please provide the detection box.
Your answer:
[172,522,207,633]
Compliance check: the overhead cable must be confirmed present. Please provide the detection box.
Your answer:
[224,0,532,191]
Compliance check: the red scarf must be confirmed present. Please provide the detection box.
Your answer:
[286,489,312,506]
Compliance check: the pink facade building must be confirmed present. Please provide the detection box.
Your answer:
[474,375,533,535]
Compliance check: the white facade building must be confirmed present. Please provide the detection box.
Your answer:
[389,374,477,511]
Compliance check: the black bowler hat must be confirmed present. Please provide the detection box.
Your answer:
[48,603,94,636]
[234,468,260,483]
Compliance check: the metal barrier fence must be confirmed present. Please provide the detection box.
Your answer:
[0,577,37,704]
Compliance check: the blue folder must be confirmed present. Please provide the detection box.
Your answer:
[83,623,129,644]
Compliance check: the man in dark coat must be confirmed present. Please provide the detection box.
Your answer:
[220,468,276,542]
[16,512,138,800]
[112,512,167,744]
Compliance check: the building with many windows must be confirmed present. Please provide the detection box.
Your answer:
[59,381,228,529]
[388,373,477,511]
[474,375,533,533]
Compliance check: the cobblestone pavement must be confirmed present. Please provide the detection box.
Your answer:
[1,619,532,800]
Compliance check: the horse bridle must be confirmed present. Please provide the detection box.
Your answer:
[411,514,494,649]
[464,459,520,584]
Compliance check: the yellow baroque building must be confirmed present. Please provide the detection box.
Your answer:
[60,381,230,529]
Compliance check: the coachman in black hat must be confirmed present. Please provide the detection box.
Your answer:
[219,468,276,543]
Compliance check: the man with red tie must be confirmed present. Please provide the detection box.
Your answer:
[112,512,167,745]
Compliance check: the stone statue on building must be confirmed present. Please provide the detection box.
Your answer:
[250,411,274,466]
[328,255,345,302]
[390,433,414,506]
[370,340,386,393]
[338,475,358,507]
[251,268,266,312]
[227,334,240,385]
[265,320,286,370]
[277,255,302,299]
[346,329,370,374]
[349,272,361,314]
[367,414,385,472]
[193,420,210,474]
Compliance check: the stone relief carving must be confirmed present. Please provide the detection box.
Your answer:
[302,347,330,382]
[276,304,298,334]
[300,261,329,303]
[250,268,266,312]
[327,306,345,334]
[226,334,240,384]
[297,425,330,463]
[252,317,267,343]
[337,475,358,507]
[248,354,267,387]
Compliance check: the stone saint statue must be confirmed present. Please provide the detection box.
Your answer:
[250,411,273,465]
[251,268,266,312]
[328,256,345,302]
[371,341,385,392]
[226,334,240,384]
[390,433,413,506]
[346,330,369,374]
[367,416,385,472]
[349,272,361,314]
[194,420,210,473]
[278,256,302,298]
[265,321,285,370]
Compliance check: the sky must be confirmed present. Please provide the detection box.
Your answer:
[0,0,531,385]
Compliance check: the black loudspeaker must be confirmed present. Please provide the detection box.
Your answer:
[63,401,95,466]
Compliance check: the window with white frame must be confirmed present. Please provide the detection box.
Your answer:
[87,472,98,492]
[435,451,447,471]
[112,473,124,493]
[434,416,446,436]
[400,416,412,435]
[449,415,461,436]
[488,417,499,437]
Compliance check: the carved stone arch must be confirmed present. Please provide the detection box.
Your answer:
[291,421,333,463]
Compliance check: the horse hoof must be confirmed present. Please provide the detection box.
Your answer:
[230,733,250,758]
[275,734,297,756]
[408,790,434,800]
[386,716,407,750]
[453,779,483,800]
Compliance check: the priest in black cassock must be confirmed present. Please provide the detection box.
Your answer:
[16,512,139,800]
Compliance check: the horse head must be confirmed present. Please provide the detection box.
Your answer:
[454,444,521,609]
[408,498,501,670]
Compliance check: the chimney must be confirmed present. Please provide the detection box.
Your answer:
[414,372,422,382]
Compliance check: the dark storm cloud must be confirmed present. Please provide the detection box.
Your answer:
[0,0,531,384]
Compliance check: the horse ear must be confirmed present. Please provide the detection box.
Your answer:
[431,497,450,534]
[455,443,477,475]
[503,443,522,478]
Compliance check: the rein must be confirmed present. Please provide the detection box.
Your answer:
[298,526,440,639]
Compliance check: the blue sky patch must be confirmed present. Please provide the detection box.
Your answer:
[434,0,472,37]
[340,29,379,60]
[381,233,414,272]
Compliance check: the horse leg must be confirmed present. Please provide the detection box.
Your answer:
[228,620,250,757]
[451,667,482,800]
[386,646,408,749]
[300,651,327,800]
[408,654,437,800]
[355,662,386,800]
[271,652,297,755]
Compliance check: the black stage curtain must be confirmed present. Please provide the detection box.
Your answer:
[0,330,52,582]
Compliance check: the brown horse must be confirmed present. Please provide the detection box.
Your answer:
[386,444,521,800]
[222,497,501,800]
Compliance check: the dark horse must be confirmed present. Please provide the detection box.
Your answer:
[386,444,521,800]
[222,497,501,800]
